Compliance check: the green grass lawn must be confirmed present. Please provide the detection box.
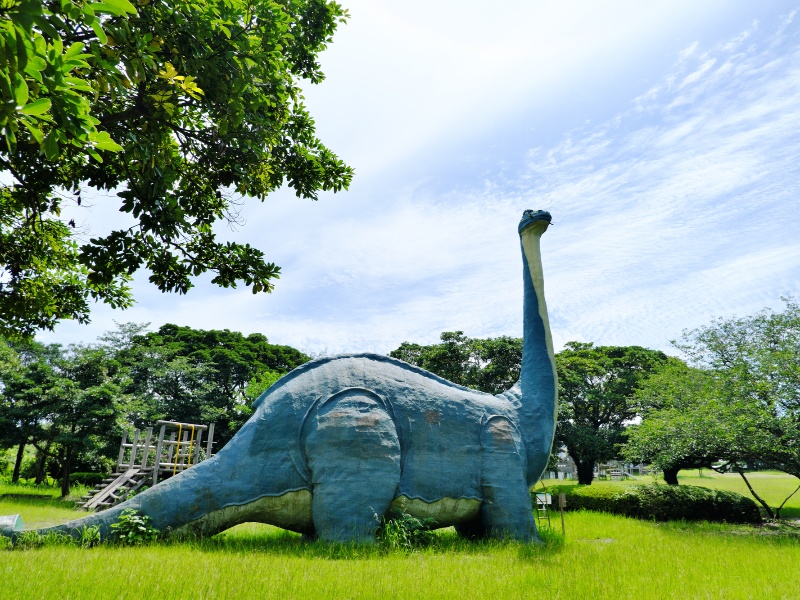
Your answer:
[2,474,800,599]
[536,469,800,519]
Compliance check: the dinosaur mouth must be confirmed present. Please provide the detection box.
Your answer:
[518,210,552,234]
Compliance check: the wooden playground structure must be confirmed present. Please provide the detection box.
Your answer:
[80,420,215,511]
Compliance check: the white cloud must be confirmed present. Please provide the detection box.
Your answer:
[516,14,800,350]
[38,2,800,360]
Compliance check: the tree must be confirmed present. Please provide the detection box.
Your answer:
[555,342,668,485]
[111,323,310,445]
[0,339,63,482]
[0,339,125,494]
[389,331,523,394]
[666,297,800,517]
[623,359,728,484]
[1,0,353,338]
[46,344,123,496]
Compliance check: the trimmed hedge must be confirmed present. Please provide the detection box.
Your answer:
[541,483,761,524]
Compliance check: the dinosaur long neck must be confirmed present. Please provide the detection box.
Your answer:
[516,212,558,484]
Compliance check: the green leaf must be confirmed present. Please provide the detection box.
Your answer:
[91,0,137,16]
[20,97,51,115]
[63,77,93,91]
[4,128,17,152]
[13,74,29,106]
[31,15,59,39]
[20,117,44,144]
[24,55,47,73]
[14,25,28,71]
[88,130,123,152]
[44,129,59,159]
[90,20,108,44]
[64,42,85,61]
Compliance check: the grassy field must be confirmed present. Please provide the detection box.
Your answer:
[2,474,800,599]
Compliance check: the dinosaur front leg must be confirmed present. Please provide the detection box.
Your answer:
[479,417,538,542]
[303,389,401,543]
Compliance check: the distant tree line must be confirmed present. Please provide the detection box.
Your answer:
[0,323,309,496]
[390,297,800,517]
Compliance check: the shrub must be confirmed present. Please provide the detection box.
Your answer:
[544,483,761,524]
[79,525,101,549]
[377,513,437,550]
[110,509,160,545]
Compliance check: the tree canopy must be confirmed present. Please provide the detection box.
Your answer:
[1,0,353,338]
[620,298,800,516]
[389,331,523,394]
[0,339,125,495]
[0,322,310,493]
[555,342,668,485]
[623,358,727,484]
[109,323,310,445]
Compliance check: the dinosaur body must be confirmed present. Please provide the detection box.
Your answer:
[2,210,557,544]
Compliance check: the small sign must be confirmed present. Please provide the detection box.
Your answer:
[0,514,24,533]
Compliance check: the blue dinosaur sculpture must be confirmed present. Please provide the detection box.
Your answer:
[1,210,557,544]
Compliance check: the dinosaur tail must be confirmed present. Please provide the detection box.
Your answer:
[0,453,220,542]
[1,420,280,542]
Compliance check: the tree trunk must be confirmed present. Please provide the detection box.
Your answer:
[34,452,47,485]
[775,481,800,520]
[34,448,48,485]
[663,466,680,485]
[735,468,774,519]
[12,442,25,483]
[60,446,73,498]
[575,459,595,485]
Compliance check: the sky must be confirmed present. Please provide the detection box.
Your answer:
[41,0,800,357]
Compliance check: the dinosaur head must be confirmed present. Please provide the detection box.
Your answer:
[518,210,552,235]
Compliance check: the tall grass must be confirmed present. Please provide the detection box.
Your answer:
[2,478,799,599]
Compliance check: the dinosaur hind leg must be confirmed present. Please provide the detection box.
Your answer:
[303,388,400,543]
[479,416,538,542]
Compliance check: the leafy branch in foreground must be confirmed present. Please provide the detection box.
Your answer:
[1,0,353,338]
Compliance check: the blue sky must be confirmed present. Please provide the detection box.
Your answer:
[43,1,800,356]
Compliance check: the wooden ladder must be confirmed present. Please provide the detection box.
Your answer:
[535,491,552,528]
[80,467,152,511]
